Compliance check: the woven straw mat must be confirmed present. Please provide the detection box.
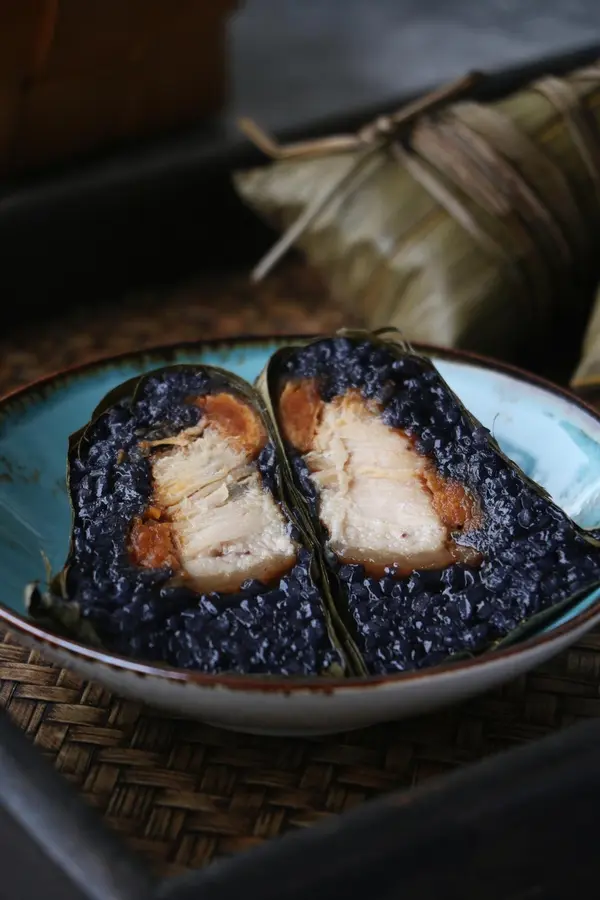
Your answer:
[1,259,599,878]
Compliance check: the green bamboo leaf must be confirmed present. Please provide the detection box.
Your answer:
[492,582,600,651]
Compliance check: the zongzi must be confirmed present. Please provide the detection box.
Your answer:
[30,335,600,678]
[572,279,600,406]
[31,366,347,676]
[261,334,600,674]
[235,63,600,362]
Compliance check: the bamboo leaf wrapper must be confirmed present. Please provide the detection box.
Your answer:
[572,281,600,404]
[234,63,600,361]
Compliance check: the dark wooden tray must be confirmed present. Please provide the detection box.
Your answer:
[4,698,600,900]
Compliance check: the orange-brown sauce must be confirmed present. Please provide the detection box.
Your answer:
[129,516,180,571]
[420,465,479,532]
[278,378,324,453]
[129,390,269,576]
[195,392,266,457]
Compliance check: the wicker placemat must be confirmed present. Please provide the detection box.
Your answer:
[1,260,600,877]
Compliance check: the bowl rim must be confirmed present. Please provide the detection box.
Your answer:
[1,332,599,694]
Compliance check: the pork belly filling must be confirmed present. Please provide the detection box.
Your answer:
[129,392,296,593]
[279,380,479,575]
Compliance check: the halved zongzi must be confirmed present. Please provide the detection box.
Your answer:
[262,334,600,674]
[29,339,600,678]
[30,366,347,676]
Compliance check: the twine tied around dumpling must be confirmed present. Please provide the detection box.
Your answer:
[236,62,600,354]
[238,73,482,283]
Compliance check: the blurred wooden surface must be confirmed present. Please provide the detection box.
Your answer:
[0,2,598,314]
[0,0,237,175]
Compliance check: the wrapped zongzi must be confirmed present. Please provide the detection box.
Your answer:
[235,64,600,363]
[572,280,600,407]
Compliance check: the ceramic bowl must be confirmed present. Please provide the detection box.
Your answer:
[1,337,599,736]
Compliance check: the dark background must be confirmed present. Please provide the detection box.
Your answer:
[0,0,599,318]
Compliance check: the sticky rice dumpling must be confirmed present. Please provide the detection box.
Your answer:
[31,336,600,678]
[31,366,348,676]
[262,334,600,673]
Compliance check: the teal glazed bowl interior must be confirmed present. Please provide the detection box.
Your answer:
[1,336,600,653]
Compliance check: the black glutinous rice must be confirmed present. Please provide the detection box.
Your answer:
[31,338,600,679]
[33,366,346,676]
[266,334,600,675]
